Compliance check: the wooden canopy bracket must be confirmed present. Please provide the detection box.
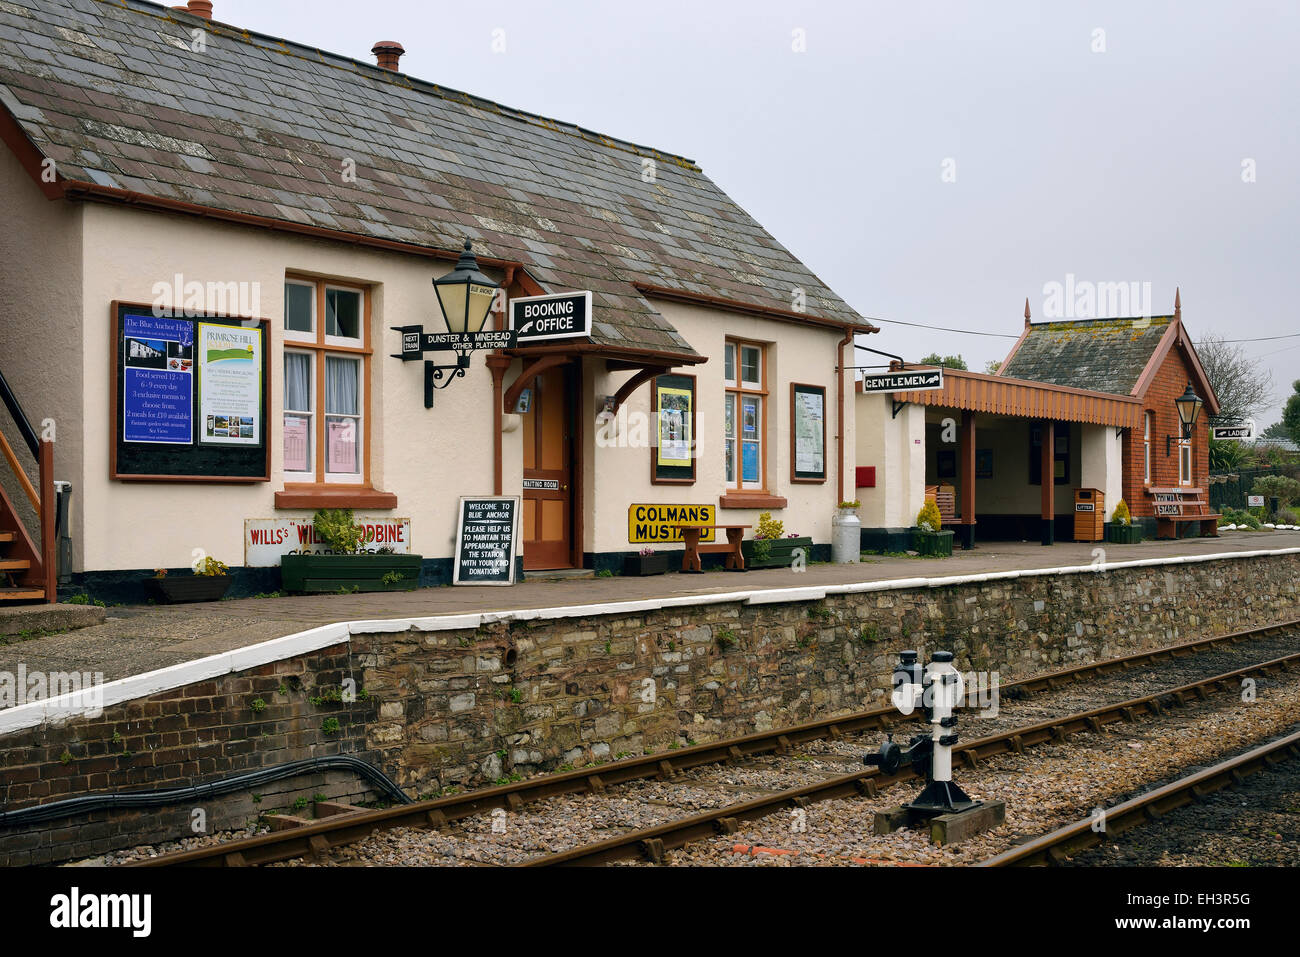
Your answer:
[612,366,669,413]
[503,355,569,414]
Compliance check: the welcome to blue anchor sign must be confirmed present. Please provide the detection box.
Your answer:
[391,324,518,407]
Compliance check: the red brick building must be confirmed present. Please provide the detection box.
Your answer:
[1000,292,1220,530]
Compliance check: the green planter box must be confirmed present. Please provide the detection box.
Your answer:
[741,536,813,569]
[145,575,232,604]
[280,554,423,594]
[1107,524,1143,544]
[912,529,954,557]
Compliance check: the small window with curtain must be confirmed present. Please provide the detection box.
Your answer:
[282,278,370,485]
[724,338,767,491]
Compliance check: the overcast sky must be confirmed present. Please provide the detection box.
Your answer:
[217,0,1299,425]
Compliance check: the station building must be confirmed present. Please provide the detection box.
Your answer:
[855,300,1221,548]
[0,0,875,601]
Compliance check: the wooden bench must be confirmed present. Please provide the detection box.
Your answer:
[673,524,751,573]
[1147,487,1220,540]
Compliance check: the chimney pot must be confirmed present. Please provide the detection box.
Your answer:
[172,2,212,19]
[372,41,406,71]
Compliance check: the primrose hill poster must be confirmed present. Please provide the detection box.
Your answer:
[199,323,262,446]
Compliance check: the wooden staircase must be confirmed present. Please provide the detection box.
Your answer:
[0,367,55,604]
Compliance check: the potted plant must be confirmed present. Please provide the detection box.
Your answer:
[912,502,954,557]
[622,546,669,577]
[280,508,423,594]
[147,557,233,604]
[1107,499,1142,544]
[742,512,814,569]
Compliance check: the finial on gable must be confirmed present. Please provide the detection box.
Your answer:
[1174,287,1181,321]
[1024,297,1031,326]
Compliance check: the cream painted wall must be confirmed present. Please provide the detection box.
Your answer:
[0,147,84,566]
[68,201,853,572]
[1080,424,1124,521]
[78,203,513,572]
[577,298,853,554]
[854,393,924,528]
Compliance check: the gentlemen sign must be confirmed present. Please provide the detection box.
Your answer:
[859,369,944,393]
[454,497,520,585]
[510,292,593,343]
[392,326,516,361]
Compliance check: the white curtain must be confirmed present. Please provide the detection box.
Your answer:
[284,352,311,411]
[325,356,358,415]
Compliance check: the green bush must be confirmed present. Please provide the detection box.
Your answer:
[313,508,366,554]
[1275,509,1299,526]
[916,500,942,532]
[1250,474,1300,509]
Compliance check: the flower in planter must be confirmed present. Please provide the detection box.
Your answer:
[755,512,784,540]
[785,532,801,539]
[916,500,942,532]
[153,568,168,579]
[837,500,860,510]
[196,557,229,577]
[639,546,656,556]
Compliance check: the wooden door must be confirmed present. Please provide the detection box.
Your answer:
[522,364,572,569]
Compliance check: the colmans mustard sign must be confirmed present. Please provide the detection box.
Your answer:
[628,504,716,543]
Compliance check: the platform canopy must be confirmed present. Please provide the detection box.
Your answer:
[887,367,1143,429]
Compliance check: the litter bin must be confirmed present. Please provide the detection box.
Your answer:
[1074,488,1104,542]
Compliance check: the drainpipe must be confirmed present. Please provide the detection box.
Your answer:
[488,266,517,496]
[836,327,855,504]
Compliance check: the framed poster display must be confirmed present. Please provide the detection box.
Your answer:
[790,383,826,483]
[110,302,270,482]
[651,373,696,484]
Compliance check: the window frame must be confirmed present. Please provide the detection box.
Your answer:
[724,337,768,493]
[1143,412,1152,485]
[1178,434,1192,486]
[281,275,373,491]
[284,279,317,345]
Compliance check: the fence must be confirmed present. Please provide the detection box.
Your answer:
[1208,466,1300,512]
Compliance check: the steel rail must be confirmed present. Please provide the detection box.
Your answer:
[131,618,1299,867]
[515,650,1300,866]
[979,728,1300,867]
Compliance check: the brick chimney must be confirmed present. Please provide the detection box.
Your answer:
[372,41,405,71]
[171,1,213,18]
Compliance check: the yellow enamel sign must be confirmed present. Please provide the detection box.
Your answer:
[628,504,716,543]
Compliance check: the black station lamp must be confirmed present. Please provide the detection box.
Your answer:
[425,239,500,399]
[1168,382,1203,454]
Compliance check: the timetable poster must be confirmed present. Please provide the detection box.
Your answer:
[199,323,262,446]
[121,314,194,445]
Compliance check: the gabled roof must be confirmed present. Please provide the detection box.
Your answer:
[0,0,874,358]
[1000,316,1175,395]
[999,311,1220,416]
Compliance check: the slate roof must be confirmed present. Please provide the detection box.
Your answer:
[0,0,873,358]
[1000,317,1174,395]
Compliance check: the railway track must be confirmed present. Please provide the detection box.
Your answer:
[129,618,1300,867]
[979,728,1300,867]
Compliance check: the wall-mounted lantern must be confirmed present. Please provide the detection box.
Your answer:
[1167,382,1204,454]
[392,240,514,407]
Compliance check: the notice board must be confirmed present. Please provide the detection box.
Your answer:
[111,302,270,482]
[454,496,520,585]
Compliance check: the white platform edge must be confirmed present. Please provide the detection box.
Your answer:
[3,545,1297,736]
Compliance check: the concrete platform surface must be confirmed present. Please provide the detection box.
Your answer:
[1,530,1297,691]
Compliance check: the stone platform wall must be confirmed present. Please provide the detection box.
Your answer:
[3,551,1297,864]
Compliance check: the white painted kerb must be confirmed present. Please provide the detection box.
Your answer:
[2,546,1297,736]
